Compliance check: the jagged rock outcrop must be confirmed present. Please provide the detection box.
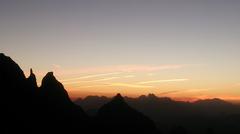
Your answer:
[26,68,38,90]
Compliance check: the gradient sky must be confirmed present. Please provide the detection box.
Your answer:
[1,0,240,101]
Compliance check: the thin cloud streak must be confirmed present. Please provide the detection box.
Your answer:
[109,83,153,88]
[67,82,153,89]
[138,79,189,84]
[124,75,135,78]
[72,84,113,88]
[54,64,187,76]
[90,77,120,82]
[60,72,121,82]
[62,77,120,85]
[159,90,181,95]
[158,88,212,96]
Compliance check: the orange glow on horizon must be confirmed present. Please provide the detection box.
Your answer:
[23,64,240,104]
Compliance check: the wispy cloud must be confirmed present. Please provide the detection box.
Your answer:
[159,90,181,95]
[138,79,189,84]
[60,72,121,82]
[90,77,120,82]
[67,82,153,89]
[62,77,120,85]
[104,64,185,72]
[53,64,187,76]
[123,75,135,78]
[72,84,113,88]
[109,83,153,88]
[158,88,212,96]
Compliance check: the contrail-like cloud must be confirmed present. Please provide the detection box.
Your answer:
[53,64,187,76]
[60,72,121,82]
[62,77,120,85]
[89,77,120,82]
[138,79,189,84]
[109,83,153,88]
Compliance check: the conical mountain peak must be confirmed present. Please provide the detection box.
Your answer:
[112,93,124,101]
[43,72,55,80]
[41,72,59,87]
[40,71,71,104]
[97,94,158,134]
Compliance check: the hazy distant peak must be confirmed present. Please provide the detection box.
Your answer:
[85,95,109,100]
[138,95,147,99]
[112,93,125,102]
[194,98,231,106]
[148,93,158,99]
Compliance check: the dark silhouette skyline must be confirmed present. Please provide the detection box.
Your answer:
[1,53,240,134]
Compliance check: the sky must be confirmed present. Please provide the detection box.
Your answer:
[1,0,240,101]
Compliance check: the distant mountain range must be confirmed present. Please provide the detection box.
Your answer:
[75,93,240,134]
[75,93,239,117]
[1,53,240,134]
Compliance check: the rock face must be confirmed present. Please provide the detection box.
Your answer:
[97,93,160,134]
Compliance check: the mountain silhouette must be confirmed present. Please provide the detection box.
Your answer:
[40,72,73,105]
[0,53,161,134]
[2,53,240,134]
[96,93,160,134]
[38,72,90,133]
